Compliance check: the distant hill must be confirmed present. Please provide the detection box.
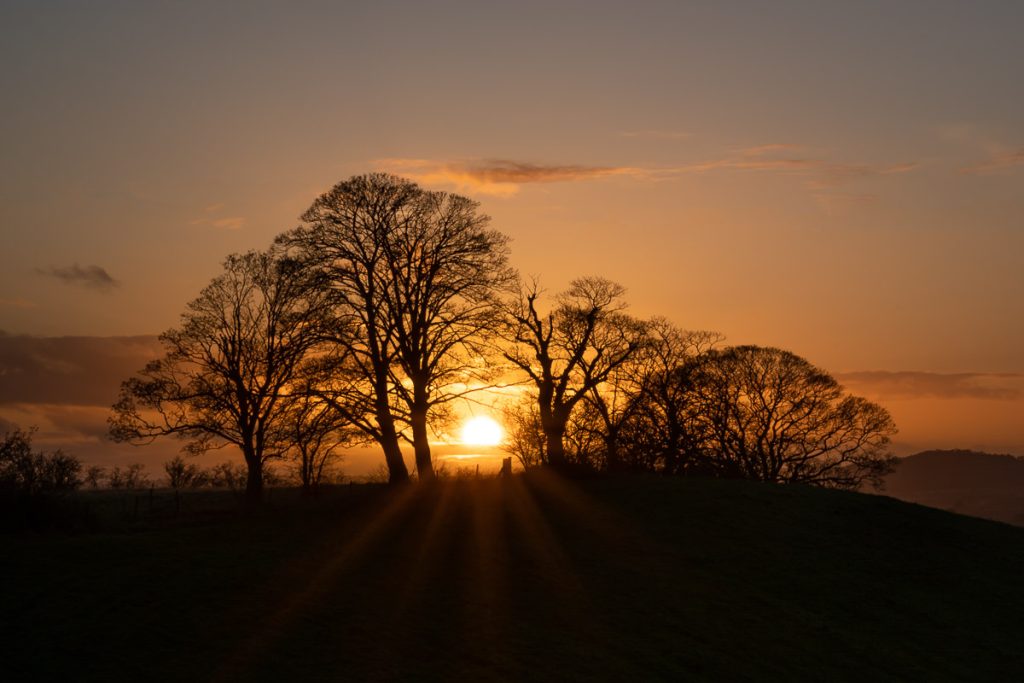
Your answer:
[4,475,1024,680]
[883,449,1024,525]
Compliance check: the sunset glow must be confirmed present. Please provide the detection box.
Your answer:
[0,1,1021,471]
[460,416,503,447]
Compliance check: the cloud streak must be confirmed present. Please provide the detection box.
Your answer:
[0,333,162,406]
[680,144,918,185]
[837,371,1024,401]
[961,147,1024,174]
[380,146,917,197]
[36,264,119,291]
[378,158,654,196]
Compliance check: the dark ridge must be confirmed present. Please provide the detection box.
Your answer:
[884,449,1024,525]
[4,474,1024,681]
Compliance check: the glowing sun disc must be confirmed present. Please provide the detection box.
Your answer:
[460,416,503,446]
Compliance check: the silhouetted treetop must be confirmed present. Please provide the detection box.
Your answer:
[278,173,513,482]
[630,345,898,488]
[109,247,333,503]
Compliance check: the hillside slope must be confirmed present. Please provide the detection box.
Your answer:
[885,449,1024,525]
[3,474,1024,681]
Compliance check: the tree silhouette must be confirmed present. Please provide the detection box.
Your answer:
[657,345,897,488]
[282,383,350,492]
[502,391,605,469]
[500,277,646,470]
[163,456,206,489]
[0,427,81,494]
[109,248,331,504]
[581,318,721,471]
[279,173,511,482]
[613,322,723,473]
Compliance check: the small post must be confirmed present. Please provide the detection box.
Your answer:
[500,457,512,477]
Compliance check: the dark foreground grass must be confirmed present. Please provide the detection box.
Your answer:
[3,473,1024,681]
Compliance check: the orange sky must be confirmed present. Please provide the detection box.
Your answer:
[0,2,1021,470]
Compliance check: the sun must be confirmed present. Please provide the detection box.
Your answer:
[460,415,504,446]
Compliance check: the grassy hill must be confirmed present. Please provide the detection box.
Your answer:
[885,449,1024,525]
[3,473,1024,681]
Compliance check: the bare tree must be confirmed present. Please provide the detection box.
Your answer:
[382,188,513,481]
[502,392,604,470]
[502,395,547,470]
[614,321,724,473]
[108,463,150,490]
[0,427,82,494]
[500,277,646,470]
[84,466,106,489]
[277,176,413,483]
[164,456,206,489]
[679,346,897,489]
[578,318,715,471]
[109,248,332,504]
[209,461,247,490]
[283,385,351,493]
[279,174,512,482]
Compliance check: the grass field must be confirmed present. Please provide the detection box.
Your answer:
[3,473,1024,681]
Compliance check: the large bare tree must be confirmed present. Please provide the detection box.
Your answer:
[584,318,722,471]
[279,174,511,482]
[108,248,331,503]
[500,277,646,470]
[677,345,897,488]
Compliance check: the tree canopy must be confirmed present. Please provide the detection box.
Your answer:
[106,173,899,495]
[618,345,897,488]
[109,248,332,502]
[279,173,512,482]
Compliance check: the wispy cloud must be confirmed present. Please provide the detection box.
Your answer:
[36,264,119,292]
[378,158,655,196]
[379,146,917,198]
[681,144,917,182]
[961,147,1024,174]
[837,371,1024,401]
[931,124,1023,175]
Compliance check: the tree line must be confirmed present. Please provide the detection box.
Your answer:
[107,173,897,503]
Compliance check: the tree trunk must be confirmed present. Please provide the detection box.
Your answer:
[545,428,568,469]
[410,403,434,482]
[605,433,622,472]
[540,401,568,470]
[376,417,409,485]
[374,385,409,485]
[382,439,408,485]
[243,450,263,507]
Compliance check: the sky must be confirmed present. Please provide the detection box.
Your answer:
[1,1,1022,472]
